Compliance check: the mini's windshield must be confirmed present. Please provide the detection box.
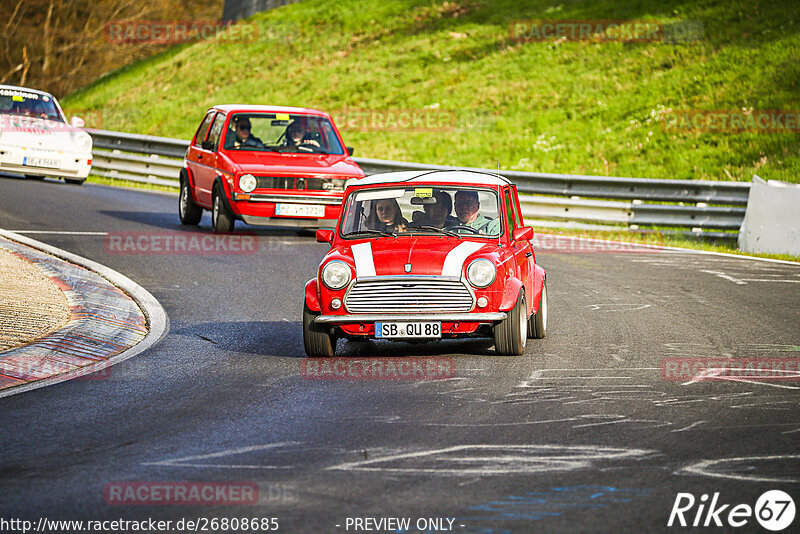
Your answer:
[0,90,62,122]
[340,186,503,238]
[223,113,344,154]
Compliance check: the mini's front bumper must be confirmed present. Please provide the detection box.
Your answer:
[314,312,507,324]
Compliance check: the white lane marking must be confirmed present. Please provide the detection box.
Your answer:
[351,242,376,278]
[6,230,108,235]
[588,303,652,311]
[681,454,800,483]
[143,442,300,469]
[671,421,707,433]
[740,278,800,283]
[700,270,747,284]
[328,444,655,476]
[441,241,484,277]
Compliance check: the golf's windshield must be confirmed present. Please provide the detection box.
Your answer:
[224,113,344,154]
[340,186,503,238]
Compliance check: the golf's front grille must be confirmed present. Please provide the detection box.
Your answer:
[256,176,342,191]
[345,278,473,314]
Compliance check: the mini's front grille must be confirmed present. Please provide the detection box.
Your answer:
[256,176,340,191]
[345,278,473,314]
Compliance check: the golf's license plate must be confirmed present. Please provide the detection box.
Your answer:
[375,322,441,339]
[23,156,60,168]
[275,203,325,218]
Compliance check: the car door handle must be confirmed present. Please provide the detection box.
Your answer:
[525,252,533,257]
[197,154,203,160]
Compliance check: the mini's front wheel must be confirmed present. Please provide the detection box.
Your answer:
[529,280,547,339]
[303,302,337,357]
[494,291,527,355]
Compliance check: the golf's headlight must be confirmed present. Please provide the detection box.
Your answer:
[72,131,92,152]
[467,259,496,288]
[321,260,351,290]
[239,173,257,193]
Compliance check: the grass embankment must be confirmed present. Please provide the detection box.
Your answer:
[63,0,799,261]
[64,0,800,182]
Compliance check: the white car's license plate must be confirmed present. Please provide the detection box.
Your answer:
[275,203,325,218]
[23,156,60,168]
[375,322,441,339]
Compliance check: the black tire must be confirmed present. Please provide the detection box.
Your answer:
[64,178,84,185]
[25,174,45,181]
[528,280,547,339]
[493,291,527,355]
[303,302,337,357]
[179,176,202,225]
[212,187,235,233]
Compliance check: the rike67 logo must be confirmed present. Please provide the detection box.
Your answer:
[668,490,795,531]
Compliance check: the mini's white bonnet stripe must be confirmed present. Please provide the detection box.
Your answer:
[441,241,485,277]
[352,242,376,278]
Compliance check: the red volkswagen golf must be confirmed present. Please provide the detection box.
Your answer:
[180,105,364,232]
[303,170,548,357]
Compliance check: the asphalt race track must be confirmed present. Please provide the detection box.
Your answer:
[1,177,799,533]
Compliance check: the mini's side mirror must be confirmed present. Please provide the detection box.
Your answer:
[70,116,85,128]
[512,226,534,242]
[316,229,334,243]
[347,146,354,156]
[201,140,215,150]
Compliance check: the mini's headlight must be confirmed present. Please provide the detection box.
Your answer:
[72,131,92,152]
[239,174,257,193]
[466,259,496,288]
[321,260,351,290]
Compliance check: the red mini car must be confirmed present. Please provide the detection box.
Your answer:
[303,170,548,357]
[179,105,364,232]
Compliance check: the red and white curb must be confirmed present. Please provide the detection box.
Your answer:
[0,229,168,398]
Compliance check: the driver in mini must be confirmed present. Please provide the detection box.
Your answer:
[454,190,501,234]
[412,189,458,228]
[230,116,264,149]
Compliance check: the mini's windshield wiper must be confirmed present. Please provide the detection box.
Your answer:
[345,229,397,238]
[408,225,460,238]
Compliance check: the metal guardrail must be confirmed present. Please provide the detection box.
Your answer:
[86,129,749,235]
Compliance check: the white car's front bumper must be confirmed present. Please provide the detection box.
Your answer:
[0,144,92,179]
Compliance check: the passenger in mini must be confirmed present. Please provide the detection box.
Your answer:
[285,119,320,148]
[366,198,407,233]
[230,116,264,149]
[454,190,501,234]
[412,189,459,228]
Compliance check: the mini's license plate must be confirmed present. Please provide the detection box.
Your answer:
[375,322,441,339]
[23,156,60,168]
[275,203,325,218]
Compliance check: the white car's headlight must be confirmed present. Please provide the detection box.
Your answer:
[239,174,257,193]
[466,258,496,288]
[321,260,351,290]
[72,131,92,152]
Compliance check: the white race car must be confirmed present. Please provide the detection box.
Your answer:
[0,85,92,184]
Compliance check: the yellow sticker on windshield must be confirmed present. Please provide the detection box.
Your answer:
[12,95,23,102]
[414,188,433,198]
[275,113,290,121]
